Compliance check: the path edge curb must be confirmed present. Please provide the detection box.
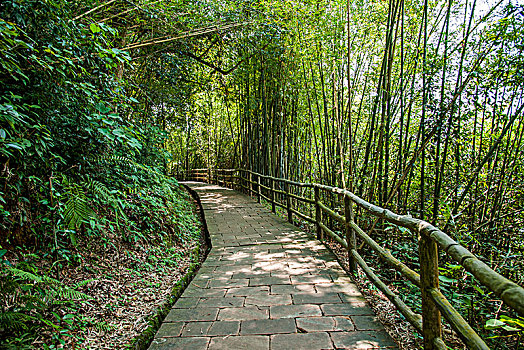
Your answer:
[129,183,211,350]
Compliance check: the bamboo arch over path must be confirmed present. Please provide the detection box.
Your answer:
[181,168,524,350]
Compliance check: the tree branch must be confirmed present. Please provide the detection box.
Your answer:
[179,32,276,76]
[120,22,253,51]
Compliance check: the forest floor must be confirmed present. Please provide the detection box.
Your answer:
[76,192,206,349]
[66,236,199,349]
[3,189,207,350]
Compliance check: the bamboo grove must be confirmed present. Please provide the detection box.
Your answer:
[165,0,524,346]
[177,0,523,268]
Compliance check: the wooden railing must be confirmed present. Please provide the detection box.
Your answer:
[180,168,237,188]
[180,168,524,350]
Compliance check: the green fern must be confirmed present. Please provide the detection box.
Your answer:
[7,266,92,301]
[0,264,93,346]
[8,267,58,285]
[59,176,96,245]
[72,278,95,289]
[63,193,94,229]
[93,321,114,332]
[84,178,127,220]
[58,287,91,301]
[95,155,167,179]
[0,312,33,331]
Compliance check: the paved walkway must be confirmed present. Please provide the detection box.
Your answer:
[149,182,397,350]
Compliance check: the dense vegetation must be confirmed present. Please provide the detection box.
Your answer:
[0,0,203,348]
[1,0,523,348]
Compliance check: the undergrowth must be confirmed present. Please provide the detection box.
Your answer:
[0,1,202,347]
[0,173,201,349]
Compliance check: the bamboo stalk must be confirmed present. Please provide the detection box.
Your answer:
[73,0,117,21]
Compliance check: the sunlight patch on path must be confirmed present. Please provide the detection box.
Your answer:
[149,182,398,350]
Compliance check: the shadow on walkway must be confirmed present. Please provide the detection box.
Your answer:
[149,182,398,350]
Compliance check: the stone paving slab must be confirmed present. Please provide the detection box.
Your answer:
[240,318,297,335]
[149,182,398,349]
[296,316,355,332]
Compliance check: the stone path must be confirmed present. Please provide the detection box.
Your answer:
[149,182,398,350]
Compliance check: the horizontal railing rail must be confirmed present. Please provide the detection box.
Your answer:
[179,168,524,350]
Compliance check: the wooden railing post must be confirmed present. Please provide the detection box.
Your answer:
[256,175,261,203]
[241,170,244,191]
[270,178,276,213]
[244,169,251,195]
[419,229,442,349]
[249,172,253,197]
[236,170,240,191]
[344,194,357,274]
[238,169,241,190]
[314,185,322,240]
[285,182,292,223]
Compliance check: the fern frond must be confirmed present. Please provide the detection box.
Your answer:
[93,321,114,332]
[84,178,127,220]
[85,178,113,201]
[58,288,91,301]
[63,191,95,229]
[7,268,60,285]
[0,311,32,331]
[72,278,95,289]
[60,175,96,236]
[95,155,165,178]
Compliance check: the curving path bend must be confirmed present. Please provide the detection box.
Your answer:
[149,182,398,350]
